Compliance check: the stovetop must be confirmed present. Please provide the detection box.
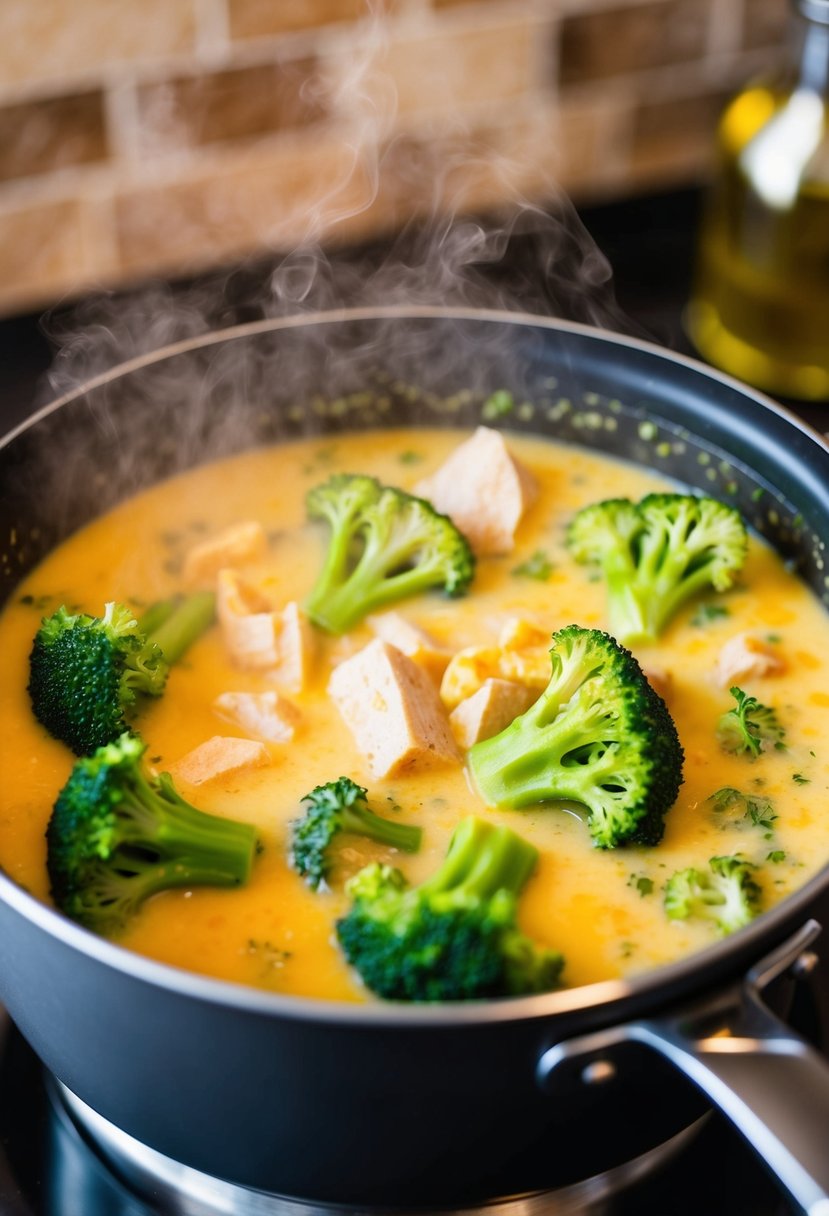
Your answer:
[0,1007,805,1216]
[0,185,826,1216]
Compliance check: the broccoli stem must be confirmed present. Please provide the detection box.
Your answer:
[309,560,447,634]
[137,597,178,637]
[121,769,257,888]
[341,805,422,853]
[420,817,538,901]
[148,591,215,663]
[470,683,617,810]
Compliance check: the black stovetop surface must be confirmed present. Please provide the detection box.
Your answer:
[0,185,826,1216]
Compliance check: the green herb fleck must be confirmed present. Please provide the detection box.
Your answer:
[398,450,424,465]
[792,772,811,785]
[481,390,515,420]
[690,603,730,626]
[767,850,787,864]
[708,787,777,835]
[628,873,654,897]
[716,686,786,758]
[512,550,554,581]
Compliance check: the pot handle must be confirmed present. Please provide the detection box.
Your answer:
[537,920,829,1216]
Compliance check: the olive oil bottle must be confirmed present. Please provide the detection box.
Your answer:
[688,0,829,401]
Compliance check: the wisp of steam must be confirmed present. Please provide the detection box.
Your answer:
[39,4,635,407]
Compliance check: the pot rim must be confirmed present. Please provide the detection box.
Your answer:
[3,304,829,1029]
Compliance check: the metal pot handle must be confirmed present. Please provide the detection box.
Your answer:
[537,920,829,1216]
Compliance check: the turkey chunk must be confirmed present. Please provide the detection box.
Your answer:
[328,639,460,779]
[440,619,550,710]
[450,678,538,749]
[214,690,301,743]
[367,611,451,682]
[167,736,270,787]
[182,521,267,587]
[414,426,537,555]
[217,571,314,690]
[716,632,785,688]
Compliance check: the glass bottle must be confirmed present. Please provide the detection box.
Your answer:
[687,0,829,401]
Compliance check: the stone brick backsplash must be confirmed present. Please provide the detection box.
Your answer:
[0,0,790,315]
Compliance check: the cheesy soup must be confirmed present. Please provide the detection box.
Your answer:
[1,426,828,1002]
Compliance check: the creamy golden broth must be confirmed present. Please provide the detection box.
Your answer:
[2,427,829,1003]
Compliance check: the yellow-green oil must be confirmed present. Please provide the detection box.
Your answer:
[688,83,829,401]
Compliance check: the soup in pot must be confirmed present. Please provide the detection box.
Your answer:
[1,425,828,1002]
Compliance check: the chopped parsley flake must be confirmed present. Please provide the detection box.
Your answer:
[481,390,515,420]
[690,603,730,626]
[512,550,554,581]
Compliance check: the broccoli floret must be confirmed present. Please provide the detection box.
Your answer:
[290,777,422,890]
[468,625,684,848]
[28,593,215,755]
[336,816,564,1002]
[664,854,762,935]
[707,786,777,835]
[304,474,474,634]
[46,733,258,934]
[716,685,786,757]
[567,493,748,645]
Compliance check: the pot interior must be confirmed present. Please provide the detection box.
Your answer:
[2,311,828,610]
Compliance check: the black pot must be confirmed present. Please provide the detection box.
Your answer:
[2,308,829,1212]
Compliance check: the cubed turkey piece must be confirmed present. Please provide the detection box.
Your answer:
[217,571,314,689]
[328,639,460,778]
[214,689,301,743]
[182,521,267,586]
[715,632,785,688]
[441,641,550,709]
[449,678,538,749]
[367,611,452,682]
[167,736,270,786]
[414,426,537,555]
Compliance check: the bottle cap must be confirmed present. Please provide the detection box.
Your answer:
[796,0,829,23]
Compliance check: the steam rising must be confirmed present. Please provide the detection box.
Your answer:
[40,6,633,406]
[12,4,646,557]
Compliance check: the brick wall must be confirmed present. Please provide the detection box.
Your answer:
[0,0,789,315]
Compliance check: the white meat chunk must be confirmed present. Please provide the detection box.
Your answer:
[414,426,537,555]
[217,571,314,689]
[367,611,451,682]
[274,601,315,692]
[440,627,550,709]
[328,639,460,779]
[213,690,301,743]
[449,678,538,749]
[182,521,267,587]
[167,735,270,787]
[715,632,786,689]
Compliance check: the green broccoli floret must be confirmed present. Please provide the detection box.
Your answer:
[707,786,777,835]
[716,685,786,757]
[567,493,748,645]
[290,777,422,890]
[28,593,215,755]
[664,854,762,935]
[46,732,258,934]
[468,625,684,848]
[304,473,474,634]
[336,816,563,1002]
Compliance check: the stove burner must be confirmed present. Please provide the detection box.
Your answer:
[0,1012,800,1216]
[52,1077,704,1216]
